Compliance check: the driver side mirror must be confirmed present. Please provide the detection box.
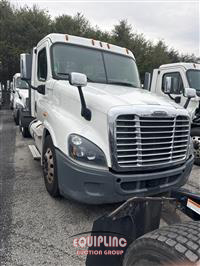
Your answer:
[20,53,32,81]
[184,88,196,98]
[143,72,151,91]
[163,77,173,94]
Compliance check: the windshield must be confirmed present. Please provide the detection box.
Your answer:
[52,44,141,88]
[186,70,200,93]
[16,77,29,89]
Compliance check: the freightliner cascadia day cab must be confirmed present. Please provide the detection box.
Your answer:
[20,34,194,204]
[149,63,200,165]
[12,73,30,136]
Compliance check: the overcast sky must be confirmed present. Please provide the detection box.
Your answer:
[10,0,200,56]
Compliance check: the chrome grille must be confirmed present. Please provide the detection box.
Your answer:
[114,114,190,169]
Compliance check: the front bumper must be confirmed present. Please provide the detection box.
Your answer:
[56,148,194,204]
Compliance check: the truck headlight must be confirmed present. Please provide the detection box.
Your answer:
[68,134,107,168]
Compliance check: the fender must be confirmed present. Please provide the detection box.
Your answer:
[41,120,58,161]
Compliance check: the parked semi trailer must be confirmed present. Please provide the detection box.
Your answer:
[146,63,200,165]
[19,33,195,204]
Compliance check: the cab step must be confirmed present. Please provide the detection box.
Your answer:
[28,145,41,160]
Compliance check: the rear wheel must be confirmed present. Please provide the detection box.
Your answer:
[191,127,200,166]
[42,135,60,197]
[123,221,200,266]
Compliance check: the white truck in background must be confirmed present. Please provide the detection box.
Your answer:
[0,82,3,108]
[12,73,30,136]
[20,33,195,204]
[147,63,200,165]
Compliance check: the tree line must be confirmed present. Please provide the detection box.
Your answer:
[0,0,199,84]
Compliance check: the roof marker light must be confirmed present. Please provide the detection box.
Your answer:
[126,48,129,54]
[65,35,69,41]
[92,39,95,45]
[107,43,110,49]
[99,42,103,47]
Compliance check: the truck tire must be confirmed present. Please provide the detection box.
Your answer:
[191,127,200,166]
[42,135,60,197]
[20,126,30,138]
[123,221,200,266]
[19,112,30,138]
[14,110,19,125]
[10,101,13,110]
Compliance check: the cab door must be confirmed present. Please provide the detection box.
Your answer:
[33,41,52,122]
[159,69,198,113]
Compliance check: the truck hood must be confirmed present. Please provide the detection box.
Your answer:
[16,89,29,107]
[82,83,183,112]
[16,89,29,100]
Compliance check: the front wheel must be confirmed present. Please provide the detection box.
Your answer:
[191,127,200,166]
[42,135,60,197]
[123,221,200,266]
[14,110,19,125]
[20,125,30,138]
[19,112,30,138]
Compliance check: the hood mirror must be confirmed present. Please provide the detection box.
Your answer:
[184,88,196,98]
[69,72,87,87]
[69,72,91,121]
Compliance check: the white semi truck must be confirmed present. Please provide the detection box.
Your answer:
[148,63,200,165]
[20,33,195,204]
[12,73,29,136]
[0,82,3,108]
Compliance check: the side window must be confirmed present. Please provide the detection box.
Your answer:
[162,72,184,94]
[37,48,47,81]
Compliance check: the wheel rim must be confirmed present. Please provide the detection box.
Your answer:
[192,136,200,159]
[43,148,54,184]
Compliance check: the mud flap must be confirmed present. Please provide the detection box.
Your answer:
[86,197,173,266]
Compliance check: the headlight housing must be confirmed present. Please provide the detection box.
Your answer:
[68,134,107,169]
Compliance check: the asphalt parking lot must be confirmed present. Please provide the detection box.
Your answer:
[0,108,199,266]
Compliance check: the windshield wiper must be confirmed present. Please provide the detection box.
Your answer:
[108,81,137,87]
[57,72,69,76]
[87,77,96,83]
